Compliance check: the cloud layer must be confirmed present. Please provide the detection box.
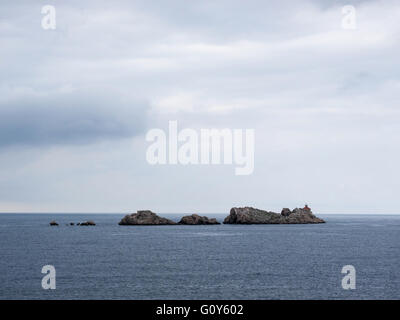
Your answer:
[0,89,147,147]
[0,0,399,213]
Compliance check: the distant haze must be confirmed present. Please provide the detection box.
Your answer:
[0,0,399,214]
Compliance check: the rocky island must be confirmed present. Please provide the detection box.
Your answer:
[119,210,177,225]
[118,206,324,225]
[178,214,220,225]
[223,205,325,224]
[78,220,96,226]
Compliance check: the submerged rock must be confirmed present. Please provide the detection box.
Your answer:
[119,210,177,225]
[179,214,220,225]
[223,206,325,224]
[49,220,59,226]
[79,220,96,226]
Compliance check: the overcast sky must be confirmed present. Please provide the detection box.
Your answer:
[0,0,399,214]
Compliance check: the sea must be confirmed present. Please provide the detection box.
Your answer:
[0,214,399,299]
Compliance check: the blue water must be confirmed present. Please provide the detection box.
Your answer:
[0,214,399,299]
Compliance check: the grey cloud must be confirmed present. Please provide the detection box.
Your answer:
[0,90,147,148]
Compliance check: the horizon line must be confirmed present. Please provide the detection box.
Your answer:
[1,212,400,215]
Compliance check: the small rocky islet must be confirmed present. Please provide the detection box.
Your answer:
[223,206,325,224]
[119,210,176,225]
[49,220,96,226]
[50,206,325,226]
[118,211,220,225]
[179,214,220,225]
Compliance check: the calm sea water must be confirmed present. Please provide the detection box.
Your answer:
[0,214,399,300]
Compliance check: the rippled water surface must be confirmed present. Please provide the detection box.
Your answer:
[0,214,399,299]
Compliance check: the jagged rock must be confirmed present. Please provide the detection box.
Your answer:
[49,220,59,226]
[119,210,177,225]
[224,206,325,224]
[179,214,220,225]
[223,207,281,224]
[281,208,291,216]
[79,220,96,226]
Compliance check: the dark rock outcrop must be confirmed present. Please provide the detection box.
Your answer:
[119,210,177,225]
[224,206,325,224]
[179,214,220,225]
[49,220,59,226]
[79,220,96,226]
